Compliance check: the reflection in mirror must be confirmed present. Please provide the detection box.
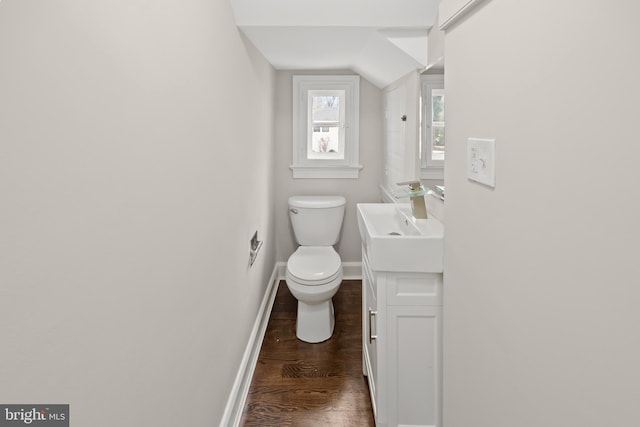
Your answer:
[431,89,445,161]
[420,74,445,180]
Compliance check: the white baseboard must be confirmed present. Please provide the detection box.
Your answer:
[276,261,287,280]
[218,264,280,427]
[342,261,362,279]
[220,260,362,426]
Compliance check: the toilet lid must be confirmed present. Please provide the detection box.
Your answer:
[287,247,342,285]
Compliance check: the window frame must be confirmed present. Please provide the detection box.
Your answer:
[420,74,445,179]
[291,75,361,179]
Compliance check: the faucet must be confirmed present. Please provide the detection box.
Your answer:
[396,180,428,219]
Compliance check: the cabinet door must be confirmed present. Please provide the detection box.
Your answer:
[362,256,379,417]
[387,305,442,427]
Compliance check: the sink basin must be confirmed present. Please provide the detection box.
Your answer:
[356,203,444,273]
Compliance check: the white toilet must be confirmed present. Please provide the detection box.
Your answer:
[286,195,346,343]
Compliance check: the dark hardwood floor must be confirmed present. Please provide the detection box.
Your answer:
[240,280,375,427]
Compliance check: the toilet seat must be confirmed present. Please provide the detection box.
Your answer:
[286,246,341,286]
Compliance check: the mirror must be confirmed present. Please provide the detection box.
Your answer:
[419,72,445,186]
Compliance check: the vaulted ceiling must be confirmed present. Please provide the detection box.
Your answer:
[229,0,441,88]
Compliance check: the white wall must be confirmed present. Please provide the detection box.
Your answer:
[274,70,384,263]
[442,1,640,426]
[0,1,275,426]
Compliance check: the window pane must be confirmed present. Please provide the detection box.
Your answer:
[310,125,341,156]
[432,125,445,160]
[432,94,444,123]
[312,96,340,122]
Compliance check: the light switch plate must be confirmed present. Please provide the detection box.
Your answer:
[467,138,496,187]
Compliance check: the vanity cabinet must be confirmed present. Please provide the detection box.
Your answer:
[362,248,443,427]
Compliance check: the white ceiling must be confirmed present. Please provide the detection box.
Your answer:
[229,0,441,88]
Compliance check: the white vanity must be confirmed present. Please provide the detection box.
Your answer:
[357,203,444,427]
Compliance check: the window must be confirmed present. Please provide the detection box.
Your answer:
[291,75,361,178]
[309,92,344,159]
[430,89,445,161]
[420,74,445,179]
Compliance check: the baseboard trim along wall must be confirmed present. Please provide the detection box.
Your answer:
[219,264,280,427]
[341,262,363,280]
[219,260,362,426]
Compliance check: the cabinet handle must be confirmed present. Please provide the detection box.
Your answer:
[368,308,377,343]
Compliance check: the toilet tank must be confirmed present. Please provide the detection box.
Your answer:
[289,196,346,246]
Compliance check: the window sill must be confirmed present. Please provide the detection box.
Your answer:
[289,165,363,179]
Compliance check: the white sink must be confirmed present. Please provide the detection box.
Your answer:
[356,203,444,273]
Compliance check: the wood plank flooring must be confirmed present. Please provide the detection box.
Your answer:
[240,280,375,427]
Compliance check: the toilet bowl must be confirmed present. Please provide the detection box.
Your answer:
[286,246,343,343]
[285,195,346,343]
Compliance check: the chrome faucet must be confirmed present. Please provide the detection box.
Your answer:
[396,180,428,219]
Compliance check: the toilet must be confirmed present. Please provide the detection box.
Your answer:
[286,195,346,343]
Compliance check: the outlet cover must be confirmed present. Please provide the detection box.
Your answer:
[467,138,495,187]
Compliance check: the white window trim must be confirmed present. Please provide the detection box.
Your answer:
[420,74,445,180]
[290,75,362,179]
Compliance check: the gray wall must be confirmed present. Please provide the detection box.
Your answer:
[0,1,275,425]
[442,1,640,426]
[274,70,384,263]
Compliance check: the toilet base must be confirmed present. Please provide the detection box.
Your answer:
[296,299,335,343]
